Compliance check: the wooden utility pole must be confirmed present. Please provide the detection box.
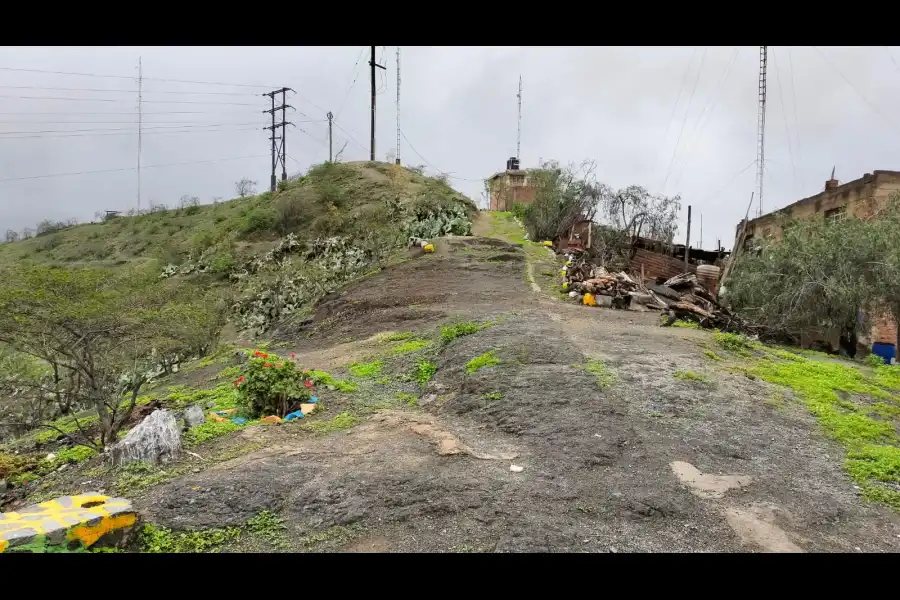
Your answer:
[369,46,386,161]
[327,111,334,162]
[684,205,692,269]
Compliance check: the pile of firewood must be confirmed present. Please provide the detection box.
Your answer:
[653,273,788,341]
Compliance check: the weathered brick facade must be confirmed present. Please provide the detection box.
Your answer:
[735,170,900,351]
[488,170,535,211]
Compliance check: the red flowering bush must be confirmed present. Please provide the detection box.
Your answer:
[234,350,310,417]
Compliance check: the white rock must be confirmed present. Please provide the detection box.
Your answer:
[44,453,56,462]
[510,464,524,473]
[183,404,206,428]
[108,409,181,467]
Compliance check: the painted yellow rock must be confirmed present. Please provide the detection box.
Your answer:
[423,244,435,253]
[0,493,138,552]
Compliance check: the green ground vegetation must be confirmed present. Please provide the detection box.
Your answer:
[466,351,501,374]
[714,345,900,511]
[579,358,616,389]
[673,370,712,384]
[349,360,383,378]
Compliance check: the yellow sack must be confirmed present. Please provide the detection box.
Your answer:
[423,243,435,253]
[583,293,596,307]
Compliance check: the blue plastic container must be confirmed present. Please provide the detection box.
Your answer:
[871,342,896,365]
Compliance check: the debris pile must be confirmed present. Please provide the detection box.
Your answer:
[562,254,643,310]
[652,273,778,338]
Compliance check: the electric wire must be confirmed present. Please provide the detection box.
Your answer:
[662,46,708,191]
[0,66,276,89]
[400,129,483,182]
[335,47,366,120]
[669,47,740,191]
[771,48,798,196]
[651,47,696,178]
[0,84,257,96]
[0,94,258,106]
[813,46,900,132]
[0,154,270,183]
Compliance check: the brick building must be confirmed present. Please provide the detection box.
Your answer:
[734,170,900,350]
[487,157,536,211]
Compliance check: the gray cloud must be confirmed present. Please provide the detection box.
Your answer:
[1,46,899,249]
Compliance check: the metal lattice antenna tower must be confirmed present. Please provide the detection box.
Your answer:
[756,46,768,218]
[137,56,142,213]
[516,75,522,160]
[395,47,401,165]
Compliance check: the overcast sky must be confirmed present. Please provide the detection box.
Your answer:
[1,46,898,250]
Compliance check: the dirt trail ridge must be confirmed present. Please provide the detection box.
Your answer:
[137,212,900,552]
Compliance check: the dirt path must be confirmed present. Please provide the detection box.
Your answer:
[137,213,900,552]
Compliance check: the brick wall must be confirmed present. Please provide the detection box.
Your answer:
[870,310,898,346]
[630,248,696,281]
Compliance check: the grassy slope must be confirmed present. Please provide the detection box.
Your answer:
[0,161,476,272]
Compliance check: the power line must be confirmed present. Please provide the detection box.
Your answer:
[670,47,740,190]
[0,153,269,183]
[0,122,262,135]
[662,46,708,191]
[885,46,900,80]
[400,129,483,182]
[0,66,275,89]
[771,48,797,197]
[331,118,367,152]
[0,110,262,115]
[0,126,262,140]
[0,84,257,96]
[651,47,697,179]
[786,47,803,191]
[813,46,900,132]
[698,159,758,205]
[335,47,366,120]
[0,94,258,106]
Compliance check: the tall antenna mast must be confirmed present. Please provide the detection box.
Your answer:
[137,56,142,213]
[395,47,401,165]
[756,46,768,217]
[516,75,522,160]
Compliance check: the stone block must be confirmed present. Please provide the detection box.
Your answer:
[0,493,139,553]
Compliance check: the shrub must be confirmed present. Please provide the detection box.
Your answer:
[234,350,310,417]
[240,208,276,237]
[413,361,437,387]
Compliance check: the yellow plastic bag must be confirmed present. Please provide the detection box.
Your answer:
[423,243,435,253]
[583,293,596,307]
[562,281,568,291]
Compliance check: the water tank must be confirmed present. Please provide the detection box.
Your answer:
[506,157,520,171]
[696,264,721,295]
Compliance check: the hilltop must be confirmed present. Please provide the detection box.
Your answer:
[0,161,475,273]
[0,161,477,335]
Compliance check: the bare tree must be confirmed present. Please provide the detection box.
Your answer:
[334,142,349,163]
[21,228,33,240]
[603,185,681,245]
[235,178,257,198]
[179,195,200,209]
[4,229,18,243]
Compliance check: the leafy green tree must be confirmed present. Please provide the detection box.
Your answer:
[0,264,226,448]
[522,160,605,242]
[727,196,900,347]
